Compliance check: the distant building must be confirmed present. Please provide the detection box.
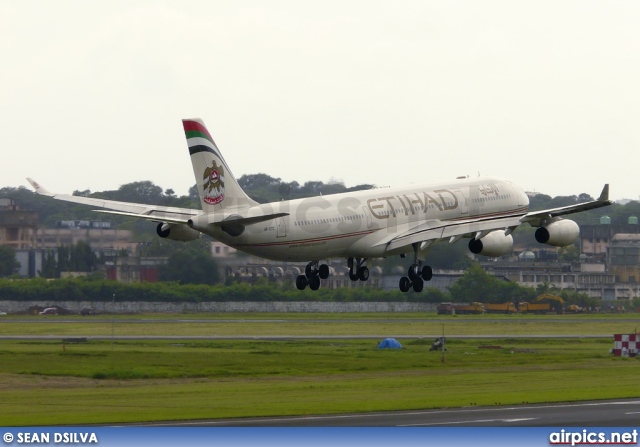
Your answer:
[608,234,640,284]
[37,222,136,253]
[0,198,38,250]
[105,256,166,283]
[211,240,236,258]
[14,249,49,277]
[481,257,639,301]
[580,221,640,262]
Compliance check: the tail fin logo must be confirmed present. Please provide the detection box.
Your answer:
[203,160,225,205]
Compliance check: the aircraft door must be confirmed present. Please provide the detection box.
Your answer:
[362,206,373,229]
[276,217,286,237]
[507,182,525,207]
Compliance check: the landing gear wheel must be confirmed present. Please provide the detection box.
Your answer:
[349,271,359,281]
[408,265,420,280]
[319,264,330,280]
[357,266,369,281]
[308,276,321,291]
[305,263,316,278]
[399,277,411,292]
[296,275,308,290]
[402,242,430,292]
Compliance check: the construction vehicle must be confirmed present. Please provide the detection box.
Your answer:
[566,304,583,313]
[437,302,485,315]
[436,303,454,315]
[453,302,485,314]
[484,302,517,314]
[518,302,552,313]
[519,294,565,314]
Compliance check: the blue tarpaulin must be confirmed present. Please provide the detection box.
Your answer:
[378,338,402,349]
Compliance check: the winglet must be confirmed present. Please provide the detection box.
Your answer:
[598,184,610,202]
[26,178,54,197]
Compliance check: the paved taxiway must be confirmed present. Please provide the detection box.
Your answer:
[145,399,640,427]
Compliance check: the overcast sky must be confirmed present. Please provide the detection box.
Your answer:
[2,1,638,202]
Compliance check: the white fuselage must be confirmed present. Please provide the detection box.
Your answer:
[200,176,530,262]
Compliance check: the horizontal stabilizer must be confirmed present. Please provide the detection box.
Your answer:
[93,210,192,224]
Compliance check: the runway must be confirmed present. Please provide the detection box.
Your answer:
[144,399,640,427]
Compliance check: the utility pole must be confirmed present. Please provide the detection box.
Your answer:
[441,324,445,363]
[111,293,115,351]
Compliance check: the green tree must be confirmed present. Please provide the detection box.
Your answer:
[39,250,58,278]
[69,240,97,272]
[96,181,164,203]
[557,245,580,263]
[424,241,473,270]
[448,263,503,302]
[159,244,221,285]
[448,263,536,304]
[53,242,98,274]
[0,245,20,277]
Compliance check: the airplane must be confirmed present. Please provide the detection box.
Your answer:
[28,118,612,292]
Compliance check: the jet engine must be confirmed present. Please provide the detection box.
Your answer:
[468,230,514,257]
[156,223,201,242]
[534,219,579,247]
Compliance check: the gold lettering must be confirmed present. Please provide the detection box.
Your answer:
[423,192,442,211]
[435,189,458,210]
[411,193,425,213]
[367,198,387,219]
[397,196,410,216]
[381,196,397,217]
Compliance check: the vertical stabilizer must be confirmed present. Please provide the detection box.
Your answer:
[183,119,257,212]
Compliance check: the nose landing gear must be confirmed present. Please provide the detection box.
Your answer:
[348,257,369,282]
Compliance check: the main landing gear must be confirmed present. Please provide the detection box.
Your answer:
[399,243,433,292]
[296,260,329,291]
[295,258,369,291]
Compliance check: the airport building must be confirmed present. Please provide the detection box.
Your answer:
[0,199,38,250]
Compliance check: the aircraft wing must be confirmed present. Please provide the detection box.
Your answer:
[381,183,611,253]
[27,178,199,223]
[382,214,524,252]
[27,178,290,226]
[519,183,611,226]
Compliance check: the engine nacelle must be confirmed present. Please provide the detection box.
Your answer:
[469,230,514,257]
[535,219,579,247]
[156,223,201,242]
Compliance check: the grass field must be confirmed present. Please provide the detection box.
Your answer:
[0,312,639,426]
[1,312,638,337]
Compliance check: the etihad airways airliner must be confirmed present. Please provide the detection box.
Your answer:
[28,119,611,292]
